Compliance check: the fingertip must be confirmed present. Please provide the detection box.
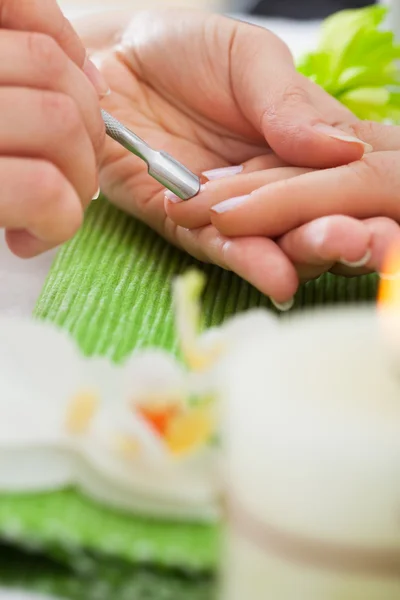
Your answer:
[277,216,372,278]
[270,297,295,312]
[315,215,370,264]
[5,229,53,259]
[364,217,400,273]
[164,192,212,229]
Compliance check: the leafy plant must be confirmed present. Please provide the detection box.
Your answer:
[298,6,400,121]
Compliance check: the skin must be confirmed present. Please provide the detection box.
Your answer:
[2,5,400,305]
[0,0,106,257]
[80,9,400,304]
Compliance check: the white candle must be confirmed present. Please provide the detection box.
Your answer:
[220,307,400,599]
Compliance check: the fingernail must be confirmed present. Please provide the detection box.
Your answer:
[211,194,250,214]
[165,190,181,204]
[202,165,243,181]
[92,187,100,201]
[270,297,294,312]
[83,56,110,98]
[313,124,373,153]
[340,248,371,268]
[165,184,205,204]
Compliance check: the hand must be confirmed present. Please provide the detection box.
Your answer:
[77,9,373,306]
[166,154,400,303]
[187,120,400,287]
[0,0,107,258]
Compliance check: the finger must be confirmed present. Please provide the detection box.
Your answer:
[228,21,370,167]
[0,88,98,204]
[202,154,289,180]
[0,30,105,161]
[5,230,57,259]
[279,215,371,267]
[0,0,85,65]
[210,152,400,239]
[333,120,400,153]
[166,165,311,230]
[0,157,83,257]
[176,225,299,307]
[331,217,400,277]
[0,0,109,96]
[278,216,371,282]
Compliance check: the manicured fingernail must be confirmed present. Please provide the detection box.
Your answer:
[165,190,181,203]
[83,56,110,98]
[270,297,294,312]
[340,248,371,268]
[92,187,100,201]
[202,165,243,180]
[211,194,250,214]
[165,184,205,204]
[313,124,373,153]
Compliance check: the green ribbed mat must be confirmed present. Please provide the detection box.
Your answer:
[0,544,213,600]
[0,197,378,597]
[33,197,378,361]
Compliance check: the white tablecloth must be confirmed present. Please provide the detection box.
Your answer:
[0,11,320,319]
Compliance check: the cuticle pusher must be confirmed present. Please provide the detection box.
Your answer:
[101,109,200,201]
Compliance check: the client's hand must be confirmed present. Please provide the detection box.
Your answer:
[79,9,374,306]
[180,121,400,285]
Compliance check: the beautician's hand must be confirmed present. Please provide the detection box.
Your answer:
[0,0,106,258]
[79,8,371,306]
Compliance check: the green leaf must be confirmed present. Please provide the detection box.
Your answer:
[297,5,400,123]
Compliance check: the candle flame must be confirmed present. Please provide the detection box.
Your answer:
[378,244,400,310]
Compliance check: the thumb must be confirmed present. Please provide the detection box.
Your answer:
[230,23,371,168]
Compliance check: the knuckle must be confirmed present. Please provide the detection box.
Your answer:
[41,91,81,135]
[279,81,310,109]
[27,33,67,81]
[359,154,392,183]
[262,78,310,129]
[349,120,378,146]
[346,156,378,184]
[197,226,229,268]
[346,155,400,217]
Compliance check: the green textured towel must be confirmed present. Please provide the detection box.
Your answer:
[0,198,378,597]
[33,198,378,361]
[0,544,213,600]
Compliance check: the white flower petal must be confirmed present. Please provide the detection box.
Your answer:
[0,317,85,444]
[121,349,187,403]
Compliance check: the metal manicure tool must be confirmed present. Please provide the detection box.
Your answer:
[101,109,201,201]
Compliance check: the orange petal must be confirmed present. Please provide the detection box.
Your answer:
[165,408,213,456]
[138,404,181,437]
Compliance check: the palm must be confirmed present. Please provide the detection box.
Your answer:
[97,37,266,252]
